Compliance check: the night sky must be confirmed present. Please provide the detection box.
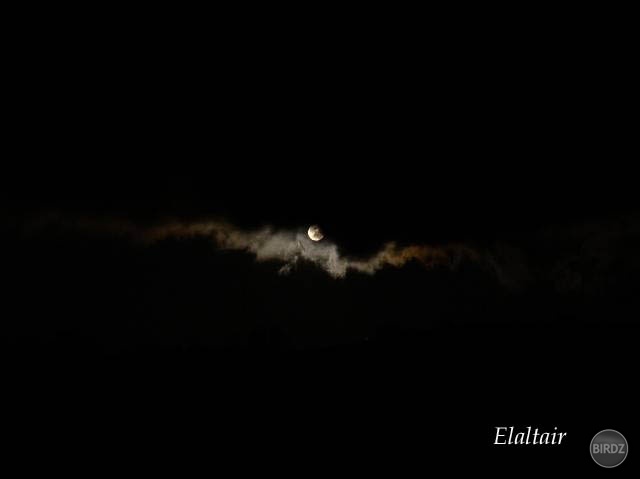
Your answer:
[4,12,638,472]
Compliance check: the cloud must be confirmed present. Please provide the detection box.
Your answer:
[25,214,514,284]
[19,211,640,296]
[539,216,640,294]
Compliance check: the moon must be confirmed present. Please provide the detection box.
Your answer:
[308,225,324,241]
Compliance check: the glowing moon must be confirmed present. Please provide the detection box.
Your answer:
[308,225,324,241]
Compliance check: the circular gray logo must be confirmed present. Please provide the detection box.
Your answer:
[591,429,628,468]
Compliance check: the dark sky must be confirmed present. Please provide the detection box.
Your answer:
[4,13,639,472]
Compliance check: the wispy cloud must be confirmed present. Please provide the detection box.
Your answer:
[24,213,523,287]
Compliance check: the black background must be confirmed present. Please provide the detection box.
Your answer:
[3,8,638,473]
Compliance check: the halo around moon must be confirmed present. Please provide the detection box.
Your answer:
[308,225,324,241]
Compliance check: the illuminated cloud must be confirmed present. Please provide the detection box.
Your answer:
[21,212,640,294]
[25,214,521,286]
